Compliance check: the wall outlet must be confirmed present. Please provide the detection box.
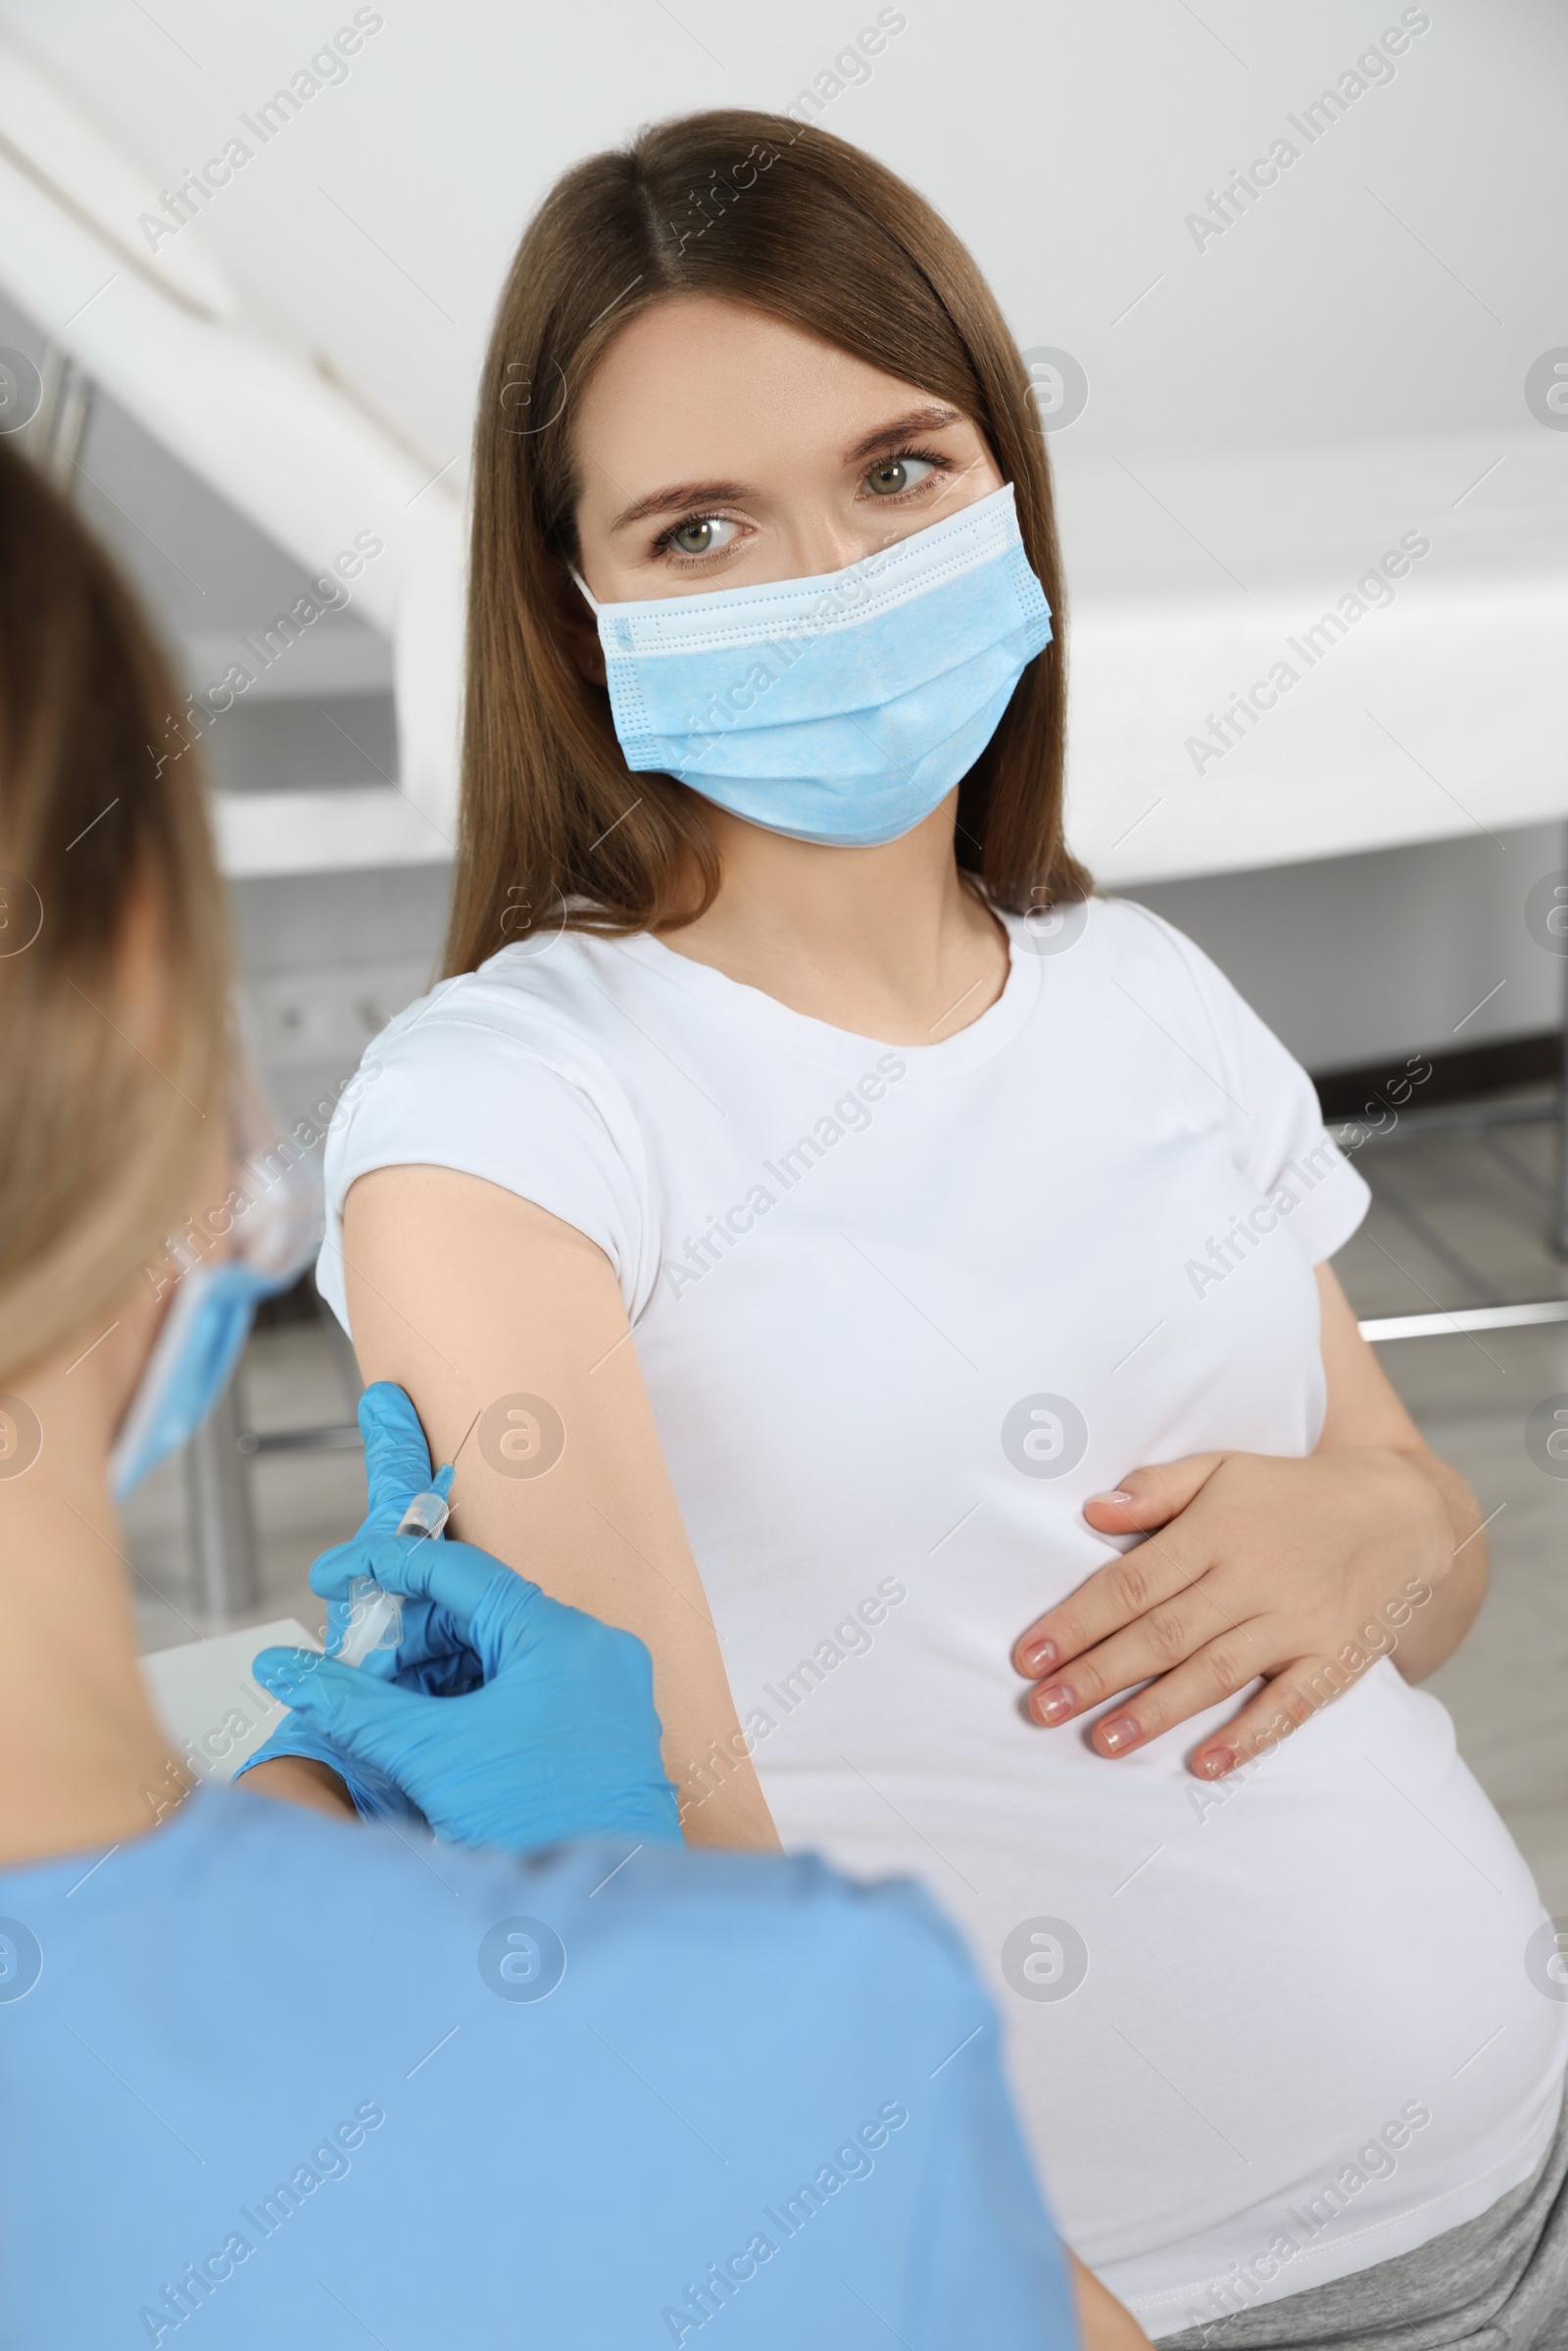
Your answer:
[246,957,434,1073]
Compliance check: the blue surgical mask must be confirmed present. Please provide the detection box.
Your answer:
[110,1259,287,1498]
[110,1058,321,1499]
[575,481,1052,848]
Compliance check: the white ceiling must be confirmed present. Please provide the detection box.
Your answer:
[4,0,1560,467]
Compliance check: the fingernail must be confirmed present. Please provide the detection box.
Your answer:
[1018,1638,1056,1675]
[1199,1747,1235,1779]
[1032,1684,1075,1726]
[1092,1489,1134,1508]
[1099,1713,1140,1753]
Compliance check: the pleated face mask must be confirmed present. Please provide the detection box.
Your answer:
[109,1054,321,1499]
[573,481,1052,849]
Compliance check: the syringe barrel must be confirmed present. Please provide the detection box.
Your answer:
[397,1489,450,1542]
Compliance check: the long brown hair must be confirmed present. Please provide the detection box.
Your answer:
[0,437,228,1383]
[446,107,1089,976]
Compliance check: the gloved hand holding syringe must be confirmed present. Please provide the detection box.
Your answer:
[335,1468,455,1666]
[243,1381,681,1851]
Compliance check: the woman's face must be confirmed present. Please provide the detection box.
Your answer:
[567,294,1004,612]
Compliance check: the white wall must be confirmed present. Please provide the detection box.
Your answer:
[1130,821,1567,1073]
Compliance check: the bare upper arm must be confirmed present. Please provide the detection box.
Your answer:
[336,1162,779,1850]
[1313,1260,1488,1672]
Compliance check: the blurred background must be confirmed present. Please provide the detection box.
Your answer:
[0,0,1564,1891]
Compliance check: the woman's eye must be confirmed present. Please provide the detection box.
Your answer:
[667,515,739,557]
[865,455,937,497]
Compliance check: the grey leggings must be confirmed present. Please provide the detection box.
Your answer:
[1159,2084,1568,2350]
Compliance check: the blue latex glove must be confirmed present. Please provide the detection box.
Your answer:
[236,1382,462,1821]
[316,1383,464,1693]
[252,1534,683,1853]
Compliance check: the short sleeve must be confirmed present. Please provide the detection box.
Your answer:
[317,975,655,1330]
[885,1895,1075,2348]
[906,2035,1075,2344]
[1122,906,1371,1267]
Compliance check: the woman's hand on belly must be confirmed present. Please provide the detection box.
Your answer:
[1011,1265,1489,1780]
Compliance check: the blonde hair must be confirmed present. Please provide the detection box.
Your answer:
[0,437,228,1384]
[446,108,1089,976]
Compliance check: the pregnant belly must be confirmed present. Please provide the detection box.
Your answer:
[757,1659,1566,2304]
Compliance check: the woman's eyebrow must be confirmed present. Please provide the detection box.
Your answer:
[842,403,966,462]
[611,479,748,531]
[608,406,968,532]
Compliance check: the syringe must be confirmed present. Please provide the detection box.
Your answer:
[336,1486,452,1668]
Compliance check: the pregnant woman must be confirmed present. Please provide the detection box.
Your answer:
[308,113,1568,2339]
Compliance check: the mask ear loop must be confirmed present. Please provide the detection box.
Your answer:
[567,564,600,613]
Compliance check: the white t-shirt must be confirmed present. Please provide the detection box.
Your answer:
[320,899,1566,2334]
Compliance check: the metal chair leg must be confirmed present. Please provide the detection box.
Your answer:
[27,345,95,490]
[1557,957,1568,1260]
[184,1370,259,1625]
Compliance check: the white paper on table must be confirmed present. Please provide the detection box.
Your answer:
[139,1619,324,1788]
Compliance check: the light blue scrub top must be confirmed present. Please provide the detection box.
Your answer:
[0,1790,1074,2348]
